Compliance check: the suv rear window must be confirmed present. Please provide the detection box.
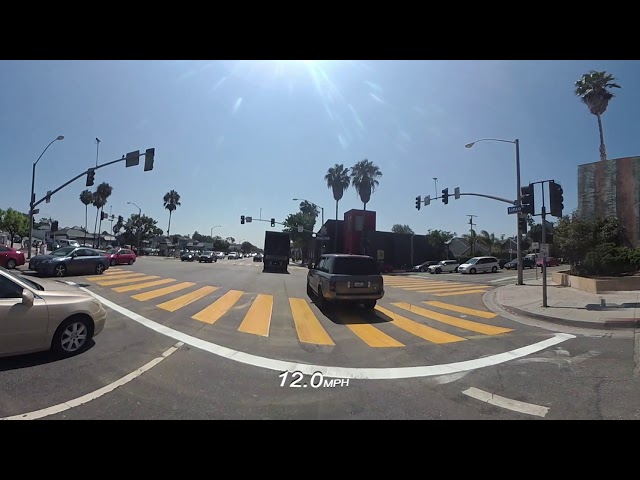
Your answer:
[331,257,378,275]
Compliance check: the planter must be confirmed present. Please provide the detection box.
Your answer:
[552,270,640,293]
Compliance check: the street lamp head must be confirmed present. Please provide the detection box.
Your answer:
[292,198,300,201]
[464,143,475,149]
[56,135,65,141]
[127,201,132,205]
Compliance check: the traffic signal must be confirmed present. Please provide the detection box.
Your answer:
[101,211,108,220]
[271,218,275,227]
[51,221,59,232]
[424,195,431,206]
[125,150,140,167]
[549,181,564,217]
[520,183,534,215]
[441,188,449,205]
[518,216,527,234]
[240,215,245,224]
[415,196,421,211]
[144,148,155,171]
[86,168,95,187]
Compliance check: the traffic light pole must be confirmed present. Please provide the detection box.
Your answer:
[515,139,524,286]
[541,182,548,307]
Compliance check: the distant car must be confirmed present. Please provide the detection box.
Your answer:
[253,254,263,262]
[29,247,110,277]
[458,256,500,274]
[537,257,561,267]
[504,258,536,269]
[0,266,107,358]
[198,251,217,263]
[180,251,196,262]
[498,259,508,269]
[413,261,438,272]
[427,260,459,274]
[0,245,26,269]
[103,248,136,266]
[307,254,384,309]
[227,252,238,260]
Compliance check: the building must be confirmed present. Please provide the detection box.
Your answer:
[445,236,491,258]
[577,155,640,247]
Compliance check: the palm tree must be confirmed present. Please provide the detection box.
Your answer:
[91,183,113,248]
[463,230,481,257]
[163,190,181,237]
[79,189,93,247]
[479,230,499,255]
[350,159,382,254]
[575,71,621,161]
[324,163,351,252]
[298,200,319,220]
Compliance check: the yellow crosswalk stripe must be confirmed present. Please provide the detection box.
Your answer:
[415,285,489,294]
[103,270,135,275]
[86,272,146,281]
[133,282,196,301]
[374,305,466,344]
[238,294,273,336]
[434,289,489,297]
[391,283,454,290]
[157,286,219,312]
[333,313,404,347]
[289,298,335,346]
[424,301,497,319]
[96,275,160,286]
[391,302,512,335]
[192,290,244,324]
[113,278,176,292]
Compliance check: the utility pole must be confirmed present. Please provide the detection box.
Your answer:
[541,182,548,307]
[467,214,477,256]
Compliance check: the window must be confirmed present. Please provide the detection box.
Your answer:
[0,275,23,299]
[332,257,377,275]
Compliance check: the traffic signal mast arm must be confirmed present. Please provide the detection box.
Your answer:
[417,189,516,208]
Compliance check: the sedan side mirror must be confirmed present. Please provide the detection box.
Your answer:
[21,289,34,307]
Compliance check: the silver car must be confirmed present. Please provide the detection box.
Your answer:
[0,267,107,358]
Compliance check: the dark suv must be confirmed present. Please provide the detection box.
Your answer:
[306,254,384,309]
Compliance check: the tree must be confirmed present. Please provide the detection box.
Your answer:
[163,190,181,236]
[298,200,319,221]
[283,212,315,258]
[91,182,113,247]
[1,208,29,243]
[79,189,94,247]
[479,230,500,255]
[391,224,414,235]
[324,163,351,251]
[575,71,621,162]
[241,241,255,253]
[350,159,383,254]
[113,215,124,235]
[211,236,230,252]
[425,229,455,258]
[463,229,481,257]
[123,213,163,249]
[225,236,235,244]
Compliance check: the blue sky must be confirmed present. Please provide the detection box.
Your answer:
[1,60,638,247]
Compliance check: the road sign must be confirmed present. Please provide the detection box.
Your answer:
[298,225,303,233]
[245,216,252,223]
[508,205,523,214]
[532,242,539,250]
[539,244,549,257]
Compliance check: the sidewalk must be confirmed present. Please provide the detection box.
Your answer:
[484,278,640,329]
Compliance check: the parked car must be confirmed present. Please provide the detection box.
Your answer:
[307,254,384,309]
[103,247,137,266]
[198,251,217,263]
[428,260,459,274]
[457,256,500,274]
[504,257,536,269]
[412,260,438,272]
[0,266,107,357]
[537,257,561,267]
[253,254,263,262]
[29,247,110,277]
[498,259,508,269]
[0,245,25,269]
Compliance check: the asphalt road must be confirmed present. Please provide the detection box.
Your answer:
[1,256,639,419]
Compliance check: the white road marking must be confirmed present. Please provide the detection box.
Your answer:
[489,276,517,283]
[1,342,183,420]
[462,387,549,418]
[81,289,575,380]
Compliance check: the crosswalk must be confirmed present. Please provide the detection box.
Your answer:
[382,275,490,297]
[86,268,512,349]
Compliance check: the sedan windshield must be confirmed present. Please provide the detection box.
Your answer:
[107,249,119,254]
[51,247,76,256]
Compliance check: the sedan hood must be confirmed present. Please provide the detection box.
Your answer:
[31,254,56,262]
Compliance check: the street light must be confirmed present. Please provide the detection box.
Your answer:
[466,137,523,285]
[210,225,221,237]
[127,201,142,253]
[28,135,64,259]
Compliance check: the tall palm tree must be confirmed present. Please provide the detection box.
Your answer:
[298,200,319,220]
[350,159,383,254]
[324,163,351,252]
[79,189,93,247]
[463,230,481,257]
[479,230,499,255]
[575,71,621,161]
[163,190,181,237]
[92,183,113,248]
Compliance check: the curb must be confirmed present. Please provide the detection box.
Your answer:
[483,288,639,330]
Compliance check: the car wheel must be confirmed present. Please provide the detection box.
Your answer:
[128,259,134,265]
[6,259,16,269]
[51,315,93,357]
[492,266,498,273]
[54,264,67,277]
[469,268,476,274]
[363,300,376,309]
[110,259,116,266]
[95,263,105,275]
[435,268,442,274]
[420,267,425,272]
[316,286,326,309]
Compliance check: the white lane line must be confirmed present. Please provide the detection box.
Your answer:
[1,342,183,420]
[462,387,549,418]
[489,276,517,283]
[81,289,575,380]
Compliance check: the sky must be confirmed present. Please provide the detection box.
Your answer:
[1,60,639,248]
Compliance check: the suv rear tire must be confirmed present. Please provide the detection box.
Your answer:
[363,300,376,309]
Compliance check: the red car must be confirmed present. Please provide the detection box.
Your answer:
[0,245,26,269]
[103,247,137,266]
[536,257,560,267]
